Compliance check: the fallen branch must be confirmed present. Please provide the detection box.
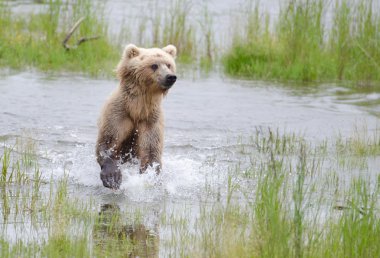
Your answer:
[62,17,100,50]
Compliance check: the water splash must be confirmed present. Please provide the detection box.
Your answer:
[44,143,214,202]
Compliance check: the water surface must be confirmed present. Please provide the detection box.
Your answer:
[1,70,379,255]
[1,71,379,191]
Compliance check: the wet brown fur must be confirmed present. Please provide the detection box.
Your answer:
[96,44,177,187]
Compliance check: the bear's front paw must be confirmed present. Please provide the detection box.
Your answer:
[100,161,122,189]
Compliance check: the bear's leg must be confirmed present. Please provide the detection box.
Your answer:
[136,122,163,174]
[96,137,123,189]
[139,154,160,174]
[96,119,134,189]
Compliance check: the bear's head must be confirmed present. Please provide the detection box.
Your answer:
[116,44,177,93]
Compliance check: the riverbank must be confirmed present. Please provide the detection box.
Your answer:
[223,0,380,89]
[2,0,379,89]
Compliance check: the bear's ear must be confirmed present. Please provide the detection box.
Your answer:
[162,45,177,58]
[123,44,140,59]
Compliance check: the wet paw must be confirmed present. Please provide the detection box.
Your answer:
[100,162,122,189]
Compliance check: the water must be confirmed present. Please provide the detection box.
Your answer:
[2,0,380,255]
[1,70,379,189]
[1,68,380,255]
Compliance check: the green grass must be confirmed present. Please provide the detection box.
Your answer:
[0,0,217,76]
[3,0,379,82]
[1,128,380,257]
[162,128,380,257]
[154,0,196,64]
[133,0,215,67]
[0,0,119,77]
[0,138,140,257]
[223,0,380,88]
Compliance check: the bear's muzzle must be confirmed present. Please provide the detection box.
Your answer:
[162,74,177,88]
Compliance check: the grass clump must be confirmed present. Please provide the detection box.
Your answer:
[2,130,380,257]
[133,0,215,70]
[136,0,196,63]
[0,0,216,75]
[0,140,151,257]
[0,0,119,76]
[223,0,380,88]
[162,128,380,257]
[159,0,196,64]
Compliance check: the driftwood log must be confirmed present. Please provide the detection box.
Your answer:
[62,17,100,50]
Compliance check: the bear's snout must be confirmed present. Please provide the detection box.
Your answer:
[163,74,177,88]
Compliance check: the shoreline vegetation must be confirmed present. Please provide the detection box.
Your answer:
[0,0,379,88]
[0,0,208,77]
[224,0,380,88]
[0,127,379,257]
[0,0,119,77]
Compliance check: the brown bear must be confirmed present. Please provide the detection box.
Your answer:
[96,44,177,189]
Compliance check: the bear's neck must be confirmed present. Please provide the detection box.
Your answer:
[120,82,163,123]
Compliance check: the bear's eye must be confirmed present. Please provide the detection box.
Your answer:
[151,64,158,71]
[167,64,171,69]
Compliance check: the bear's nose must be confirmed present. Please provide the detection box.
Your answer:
[164,74,177,87]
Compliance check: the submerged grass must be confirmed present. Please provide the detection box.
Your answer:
[224,0,380,88]
[0,139,144,257]
[163,128,380,257]
[1,128,380,257]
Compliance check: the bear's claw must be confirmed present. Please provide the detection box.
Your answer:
[100,171,121,189]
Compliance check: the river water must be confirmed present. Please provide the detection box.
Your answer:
[1,70,379,195]
[1,70,379,256]
[1,0,380,256]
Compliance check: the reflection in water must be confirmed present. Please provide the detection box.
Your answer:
[93,204,159,258]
